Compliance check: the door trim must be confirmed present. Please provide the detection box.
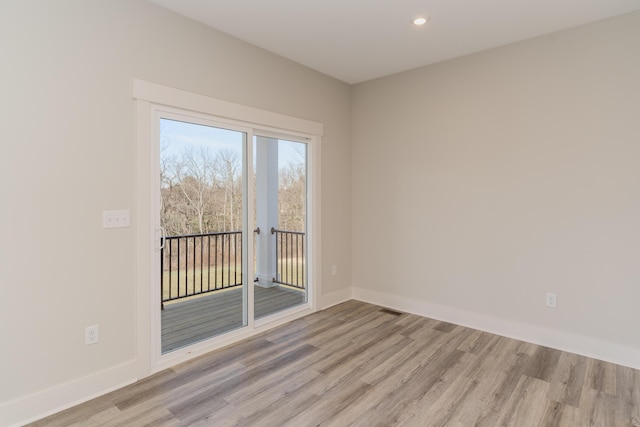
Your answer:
[134,80,323,376]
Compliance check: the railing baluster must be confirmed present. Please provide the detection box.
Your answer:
[169,239,173,300]
[183,238,187,297]
[279,232,282,283]
[207,235,211,292]
[222,233,226,288]
[214,235,219,290]
[191,236,195,296]
[177,238,181,298]
[274,230,279,282]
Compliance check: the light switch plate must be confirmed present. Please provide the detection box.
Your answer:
[103,210,130,228]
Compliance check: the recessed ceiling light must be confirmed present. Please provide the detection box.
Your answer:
[413,16,429,26]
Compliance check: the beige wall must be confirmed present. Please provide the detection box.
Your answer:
[0,0,351,421]
[352,12,640,360]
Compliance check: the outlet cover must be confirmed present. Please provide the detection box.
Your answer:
[546,293,557,308]
[85,325,99,345]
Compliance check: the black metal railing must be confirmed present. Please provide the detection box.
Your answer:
[161,231,242,306]
[271,227,306,289]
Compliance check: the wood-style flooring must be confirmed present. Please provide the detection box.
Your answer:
[29,300,640,426]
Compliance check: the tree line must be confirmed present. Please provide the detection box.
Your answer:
[160,145,306,237]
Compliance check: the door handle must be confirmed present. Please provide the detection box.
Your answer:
[156,227,166,250]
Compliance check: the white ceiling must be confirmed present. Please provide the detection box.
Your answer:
[148,0,640,84]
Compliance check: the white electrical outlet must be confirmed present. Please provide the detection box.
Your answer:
[85,325,99,345]
[102,210,130,228]
[331,265,338,276]
[546,293,557,308]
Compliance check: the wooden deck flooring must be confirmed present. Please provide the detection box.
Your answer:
[162,285,306,353]
[30,300,640,427]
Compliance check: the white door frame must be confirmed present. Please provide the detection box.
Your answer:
[134,80,322,377]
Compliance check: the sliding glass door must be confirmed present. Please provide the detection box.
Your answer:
[158,117,248,354]
[154,114,311,356]
[253,136,308,319]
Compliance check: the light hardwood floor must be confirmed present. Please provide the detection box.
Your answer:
[29,300,640,426]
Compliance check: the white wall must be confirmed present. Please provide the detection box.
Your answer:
[0,1,351,424]
[352,12,640,367]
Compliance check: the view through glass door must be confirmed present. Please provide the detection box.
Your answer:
[253,136,308,319]
[159,118,247,354]
[158,119,309,354]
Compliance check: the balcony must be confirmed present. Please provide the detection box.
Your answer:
[161,285,305,353]
[160,229,305,353]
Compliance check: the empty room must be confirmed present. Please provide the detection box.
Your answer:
[1,1,639,426]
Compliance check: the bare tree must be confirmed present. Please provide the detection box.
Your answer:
[161,145,218,235]
[177,146,216,234]
[213,149,242,232]
[279,163,306,232]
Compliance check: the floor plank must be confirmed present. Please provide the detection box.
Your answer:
[28,300,640,427]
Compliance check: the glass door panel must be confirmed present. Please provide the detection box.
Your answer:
[253,136,308,319]
[159,118,247,354]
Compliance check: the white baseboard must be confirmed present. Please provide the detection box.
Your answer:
[0,359,138,427]
[352,286,640,370]
[321,287,353,309]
